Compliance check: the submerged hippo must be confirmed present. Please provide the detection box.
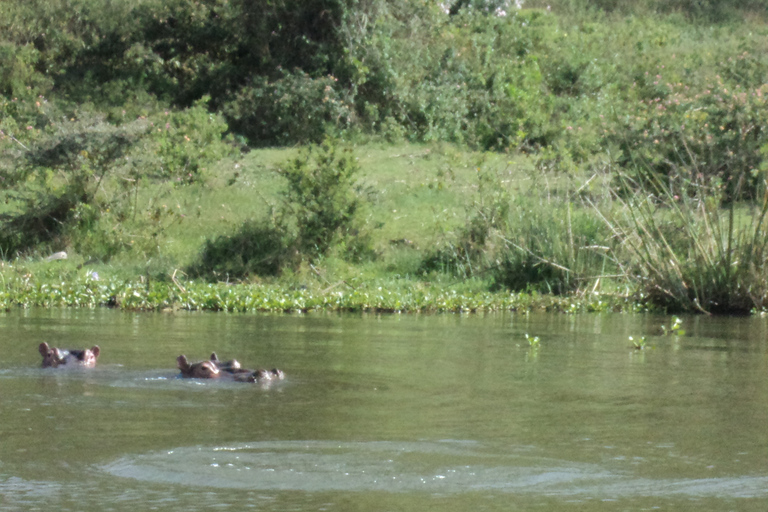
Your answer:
[177,355,221,379]
[232,368,285,383]
[177,353,284,383]
[39,342,100,368]
[208,352,241,373]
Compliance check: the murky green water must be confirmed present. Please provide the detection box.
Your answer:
[1,309,767,511]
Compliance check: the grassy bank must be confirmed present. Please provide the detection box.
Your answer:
[3,140,768,314]
[0,143,639,313]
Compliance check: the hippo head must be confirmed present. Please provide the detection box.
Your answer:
[177,355,221,379]
[39,343,100,368]
[72,346,100,367]
[39,342,65,368]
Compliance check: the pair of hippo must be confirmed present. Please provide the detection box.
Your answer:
[38,342,284,383]
[177,353,285,383]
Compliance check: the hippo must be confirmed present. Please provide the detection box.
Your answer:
[39,342,100,368]
[232,368,285,383]
[206,354,283,382]
[177,353,284,383]
[177,355,220,379]
[208,352,241,373]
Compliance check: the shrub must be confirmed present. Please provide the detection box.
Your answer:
[145,96,238,183]
[0,114,147,256]
[610,79,768,200]
[277,138,368,259]
[187,220,290,281]
[222,71,353,146]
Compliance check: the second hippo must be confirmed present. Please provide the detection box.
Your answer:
[177,355,221,379]
[177,353,284,383]
[39,342,100,368]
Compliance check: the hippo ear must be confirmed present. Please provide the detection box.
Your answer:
[90,346,100,358]
[39,342,51,357]
[177,355,189,370]
[52,348,64,360]
[210,352,218,362]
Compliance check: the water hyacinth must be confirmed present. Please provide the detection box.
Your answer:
[0,270,642,314]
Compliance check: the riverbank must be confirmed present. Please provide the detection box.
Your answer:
[3,141,768,315]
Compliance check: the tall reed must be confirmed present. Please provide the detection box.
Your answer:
[606,169,768,313]
[423,166,616,295]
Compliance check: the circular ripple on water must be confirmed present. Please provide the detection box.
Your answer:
[100,440,620,493]
[100,440,768,498]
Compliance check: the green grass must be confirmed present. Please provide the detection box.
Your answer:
[0,141,637,312]
[5,139,768,315]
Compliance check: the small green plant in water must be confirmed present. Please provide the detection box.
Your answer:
[525,333,540,347]
[661,316,685,336]
[629,336,646,350]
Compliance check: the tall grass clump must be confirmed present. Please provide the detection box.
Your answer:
[422,165,616,294]
[607,169,768,314]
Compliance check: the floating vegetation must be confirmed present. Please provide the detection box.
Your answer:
[525,333,540,347]
[629,336,647,350]
[661,317,685,336]
[0,268,649,314]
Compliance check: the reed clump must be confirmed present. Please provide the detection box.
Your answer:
[606,169,768,314]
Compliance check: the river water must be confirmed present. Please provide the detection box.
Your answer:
[0,309,766,511]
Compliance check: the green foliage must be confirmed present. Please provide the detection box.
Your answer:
[605,169,768,313]
[610,79,768,200]
[525,333,540,346]
[0,115,148,256]
[629,335,646,350]
[146,96,237,183]
[277,139,368,259]
[0,101,234,259]
[223,71,353,146]
[0,43,52,98]
[187,220,290,281]
[422,165,614,294]
[661,316,685,336]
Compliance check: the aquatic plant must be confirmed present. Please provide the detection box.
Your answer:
[629,336,646,350]
[525,333,540,347]
[661,316,685,336]
[0,261,645,314]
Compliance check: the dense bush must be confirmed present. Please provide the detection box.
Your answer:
[277,139,369,259]
[609,76,768,200]
[0,115,147,256]
[0,101,237,258]
[2,0,768,151]
[187,220,290,280]
[146,96,237,183]
[223,71,353,146]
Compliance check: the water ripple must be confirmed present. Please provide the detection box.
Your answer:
[100,440,768,498]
